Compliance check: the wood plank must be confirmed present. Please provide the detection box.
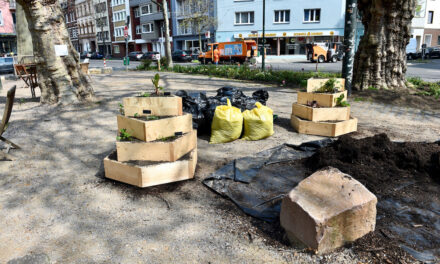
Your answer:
[307,78,345,93]
[297,91,347,108]
[103,148,197,188]
[123,96,183,117]
[291,115,357,137]
[292,103,350,122]
[117,114,193,142]
[116,130,197,162]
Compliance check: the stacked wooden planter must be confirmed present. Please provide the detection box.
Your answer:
[104,95,197,188]
[291,78,358,137]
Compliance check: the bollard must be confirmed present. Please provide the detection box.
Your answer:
[104,58,106,68]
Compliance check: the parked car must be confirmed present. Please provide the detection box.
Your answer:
[80,51,91,59]
[406,38,421,60]
[186,49,200,60]
[128,51,144,61]
[0,57,14,74]
[426,47,440,59]
[90,52,104,59]
[141,51,160,61]
[172,50,192,62]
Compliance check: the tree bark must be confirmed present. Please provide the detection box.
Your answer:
[162,0,173,68]
[353,0,416,90]
[17,0,94,104]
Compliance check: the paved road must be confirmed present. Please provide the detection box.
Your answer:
[83,58,440,82]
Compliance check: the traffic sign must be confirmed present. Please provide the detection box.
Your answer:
[205,31,210,38]
[124,26,128,38]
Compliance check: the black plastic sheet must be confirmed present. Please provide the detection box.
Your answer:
[203,139,333,222]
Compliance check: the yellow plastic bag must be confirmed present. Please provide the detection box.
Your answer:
[210,99,243,144]
[242,102,274,141]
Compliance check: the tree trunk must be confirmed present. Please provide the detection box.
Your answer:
[162,0,173,68]
[353,0,416,90]
[17,0,94,104]
[198,23,202,51]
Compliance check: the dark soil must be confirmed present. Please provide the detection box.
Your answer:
[304,134,440,263]
[351,89,440,111]
[130,115,173,121]
[109,150,191,166]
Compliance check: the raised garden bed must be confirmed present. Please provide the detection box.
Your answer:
[117,113,193,142]
[116,130,197,162]
[290,115,357,137]
[123,95,183,117]
[297,90,348,108]
[291,103,350,122]
[306,78,345,93]
[104,148,197,188]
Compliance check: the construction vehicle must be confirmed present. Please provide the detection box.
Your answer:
[306,42,344,63]
[199,40,258,64]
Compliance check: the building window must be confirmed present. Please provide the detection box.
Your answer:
[424,34,432,47]
[0,11,4,26]
[136,25,141,34]
[114,27,124,37]
[428,11,434,24]
[178,20,192,35]
[142,23,154,33]
[141,4,153,15]
[114,45,120,53]
[274,10,290,23]
[304,9,320,23]
[134,7,140,18]
[235,11,254,25]
[113,11,126,22]
[112,0,125,6]
[438,36,440,45]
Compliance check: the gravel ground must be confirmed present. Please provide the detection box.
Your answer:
[0,71,439,263]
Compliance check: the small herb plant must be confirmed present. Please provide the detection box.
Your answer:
[335,94,350,107]
[152,73,164,95]
[118,103,124,115]
[140,92,151,97]
[134,113,139,118]
[316,78,340,93]
[146,115,159,121]
[117,129,133,141]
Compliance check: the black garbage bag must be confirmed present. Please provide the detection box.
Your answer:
[175,90,209,131]
[252,90,269,105]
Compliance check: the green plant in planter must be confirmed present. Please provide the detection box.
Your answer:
[140,92,151,97]
[152,73,164,95]
[316,78,340,93]
[335,94,350,107]
[117,129,133,141]
[146,115,159,120]
[118,103,124,115]
[134,113,139,118]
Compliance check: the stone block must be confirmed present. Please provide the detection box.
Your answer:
[102,67,113,74]
[88,68,102,74]
[280,167,377,254]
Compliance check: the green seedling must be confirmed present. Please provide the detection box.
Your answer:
[152,73,164,95]
[335,94,350,107]
[140,92,151,97]
[316,78,340,93]
[146,115,159,120]
[117,128,133,141]
[158,135,177,142]
[118,103,124,115]
[134,113,139,118]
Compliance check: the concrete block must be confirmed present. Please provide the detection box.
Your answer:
[88,68,102,74]
[280,167,377,254]
[102,67,113,74]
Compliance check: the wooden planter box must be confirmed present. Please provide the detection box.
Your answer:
[292,103,350,122]
[116,130,197,162]
[123,96,183,117]
[297,91,348,108]
[307,78,345,93]
[291,115,358,137]
[117,113,193,142]
[104,148,197,188]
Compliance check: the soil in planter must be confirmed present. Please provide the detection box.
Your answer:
[117,134,183,143]
[136,93,173,98]
[303,134,440,263]
[109,150,192,167]
[129,115,174,121]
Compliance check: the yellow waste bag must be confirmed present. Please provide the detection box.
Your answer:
[210,99,243,144]
[242,102,274,141]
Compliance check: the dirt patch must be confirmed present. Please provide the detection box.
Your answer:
[351,89,440,111]
[304,134,440,263]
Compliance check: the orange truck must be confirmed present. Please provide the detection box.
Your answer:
[199,40,258,64]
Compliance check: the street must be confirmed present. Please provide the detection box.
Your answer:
[88,58,440,82]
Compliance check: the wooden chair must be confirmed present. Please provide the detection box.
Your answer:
[14,64,38,98]
[0,86,20,160]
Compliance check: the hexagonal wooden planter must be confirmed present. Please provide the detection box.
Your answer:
[291,115,358,137]
[297,91,348,108]
[292,103,350,122]
[123,96,183,117]
[104,148,197,188]
[116,130,197,162]
[117,113,193,142]
[306,78,346,93]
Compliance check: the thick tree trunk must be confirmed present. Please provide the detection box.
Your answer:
[162,0,173,68]
[17,0,94,104]
[353,0,416,90]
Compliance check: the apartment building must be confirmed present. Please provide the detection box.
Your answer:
[411,0,440,50]
[61,0,80,52]
[171,0,215,51]
[110,0,134,57]
[76,0,97,52]
[0,0,16,55]
[129,0,171,55]
[94,0,112,55]
[216,0,346,56]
